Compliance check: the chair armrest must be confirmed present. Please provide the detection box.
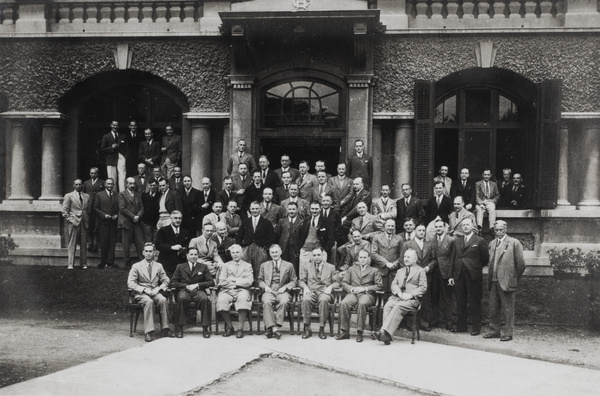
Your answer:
[374,290,385,307]
[333,288,343,303]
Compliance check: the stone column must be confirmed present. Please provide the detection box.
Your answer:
[190,120,211,189]
[346,75,373,158]
[371,122,382,196]
[8,120,35,200]
[39,120,63,201]
[577,121,600,206]
[394,120,413,198]
[222,121,230,176]
[557,121,571,206]
[229,76,254,160]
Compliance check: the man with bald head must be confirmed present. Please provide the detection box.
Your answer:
[119,177,146,268]
[448,196,477,237]
[260,187,281,228]
[62,179,90,270]
[258,155,281,190]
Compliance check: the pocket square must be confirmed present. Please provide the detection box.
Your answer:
[472,244,478,247]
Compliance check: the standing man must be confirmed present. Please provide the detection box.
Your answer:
[93,178,119,269]
[337,250,383,342]
[232,163,252,201]
[155,211,191,276]
[475,169,500,232]
[351,202,377,238]
[298,202,335,270]
[274,171,293,205]
[141,179,161,243]
[237,201,276,280]
[309,170,333,204]
[296,161,317,200]
[448,196,477,237]
[279,183,310,220]
[212,222,235,263]
[345,139,373,188]
[224,201,242,237]
[98,121,127,192]
[127,243,171,342]
[119,177,146,268]
[170,247,214,339]
[433,165,452,198]
[258,155,281,190]
[340,177,372,228]
[62,179,90,270]
[371,185,397,224]
[125,120,143,177]
[133,163,148,194]
[451,168,476,211]
[168,166,184,191]
[314,160,333,180]
[452,218,489,335]
[431,219,456,330]
[217,176,238,209]
[395,183,424,230]
[370,219,403,293]
[189,223,224,277]
[180,175,201,237]
[227,139,257,177]
[274,154,299,182]
[160,125,182,180]
[198,177,217,227]
[424,180,453,240]
[339,230,371,277]
[241,171,265,216]
[258,244,298,340]
[329,163,353,212]
[138,128,161,178]
[259,188,281,229]
[203,201,227,229]
[275,202,302,275]
[484,220,525,342]
[82,167,104,252]
[156,179,182,229]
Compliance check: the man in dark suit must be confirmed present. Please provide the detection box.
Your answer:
[118,177,146,268]
[196,177,217,227]
[170,247,215,339]
[258,244,298,339]
[138,128,161,178]
[232,163,252,199]
[168,166,184,191]
[82,167,104,252]
[160,125,182,179]
[237,201,277,280]
[98,120,126,192]
[180,175,201,237]
[141,180,161,243]
[340,177,372,227]
[321,194,342,248]
[93,178,119,269]
[157,179,183,229]
[451,217,489,335]
[216,176,238,209]
[501,173,529,209]
[451,168,476,211]
[275,202,302,275]
[227,138,257,177]
[329,163,353,212]
[298,201,336,270]
[337,250,383,342]
[370,219,404,293]
[155,211,191,275]
[149,166,165,187]
[274,154,300,182]
[133,163,148,194]
[431,219,456,330]
[212,221,235,263]
[345,139,373,188]
[484,220,526,342]
[241,172,265,216]
[125,120,143,177]
[62,179,90,270]
[274,171,293,205]
[425,181,453,226]
[395,183,424,231]
[258,155,281,190]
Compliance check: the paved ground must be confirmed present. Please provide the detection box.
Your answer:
[2,325,600,396]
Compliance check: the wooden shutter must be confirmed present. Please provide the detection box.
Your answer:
[413,80,435,200]
[536,79,561,208]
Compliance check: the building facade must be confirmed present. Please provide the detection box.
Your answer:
[1,0,599,271]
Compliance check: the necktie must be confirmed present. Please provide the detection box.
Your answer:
[285,184,289,191]
[437,196,441,207]
[320,185,324,195]
[274,261,279,272]
[401,266,410,292]
[109,191,112,199]
[147,263,152,277]
[300,175,304,185]
[253,217,257,231]
[497,239,502,248]
[78,192,83,204]
[316,264,321,277]
[313,218,317,227]
[239,152,243,159]
[359,216,363,229]
[266,203,270,212]
[206,239,209,251]
[486,182,490,197]
[405,198,409,207]
[513,186,517,192]
[262,170,266,182]
[462,180,466,188]
[174,227,179,236]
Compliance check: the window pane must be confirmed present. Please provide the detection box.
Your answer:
[496,128,529,180]
[465,90,492,123]
[435,95,457,123]
[463,130,492,178]
[499,95,519,122]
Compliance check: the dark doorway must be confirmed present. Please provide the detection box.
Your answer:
[260,137,342,175]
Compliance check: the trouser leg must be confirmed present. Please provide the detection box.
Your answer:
[66,223,77,267]
[275,293,291,327]
[79,225,88,266]
[262,292,277,329]
[339,294,358,331]
[154,293,169,330]
[136,294,155,334]
[455,270,468,331]
[317,292,332,327]
[121,227,132,262]
[356,294,375,331]
[501,288,516,337]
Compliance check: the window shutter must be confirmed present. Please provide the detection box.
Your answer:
[413,80,435,200]
[536,79,561,208]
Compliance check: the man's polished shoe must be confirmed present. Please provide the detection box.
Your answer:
[273,331,281,340]
[145,333,153,342]
[380,330,392,345]
[236,329,244,338]
[265,327,274,339]
[371,331,382,341]
[176,331,183,338]
[302,329,312,339]
[500,335,513,342]
[162,328,174,338]
[318,327,327,340]
[483,332,501,339]
[471,330,480,336]
[223,326,235,337]
[335,331,350,340]
[356,332,363,343]
[203,327,210,339]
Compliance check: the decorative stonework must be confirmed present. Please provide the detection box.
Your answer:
[114,43,132,70]
[476,40,497,68]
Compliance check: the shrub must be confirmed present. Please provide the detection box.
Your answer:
[583,250,600,277]
[547,247,584,274]
[0,234,18,263]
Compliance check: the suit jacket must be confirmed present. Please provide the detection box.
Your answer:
[189,235,223,275]
[424,194,453,225]
[161,134,182,164]
[236,216,276,249]
[451,179,476,209]
[170,261,215,291]
[259,168,281,190]
[260,202,281,229]
[118,190,144,229]
[309,183,334,204]
[127,259,170,296]
[296,173,318,200]
[169,177,184,191]
[371,197,397,218]
[448,208,477,237]
[155,225,191,273]
[275,167,300,182]
[242,183,265,213]
[341,188,372,220]
[141,191,161,226]
[395,196,424,230]
[391,265,427,298]
[227,152,257,176]
[216,189,238,208]
[500,185,528,209]
[138,139,161,169]
[232,174,252,192]
[452,234,489,281]
[433,176,453,197]
[475,180,500,205]
[133,175,149,194]
[62,191,90,228]
[93,190,119,225]
[98,132,126,166]
[125,132,143,175]
[180,187,202,229]
[258,260,298,290]
[351,213,377,236]
[82,178,105,201]
[202,212,227,228]
[161,189,183,214]
[345,153,373,186]
[329,176,353,211]
[274,185,290,205]
[298,216,335,257]
[400,239,436,272]
[321,208,341,230]
[224,211,242,236]
[341,264,382,295]
[433,234,456,279]
[211,234,235,263]
[370,232,404,277]
[299,261,338,292]
[488,236,526,292]
[341,240,371,271]
[198,189,217,220]
[275,216,302,254]
[279,197,310,220]
[218,259,254,290]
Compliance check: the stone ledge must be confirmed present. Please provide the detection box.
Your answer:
[0,200,63,212]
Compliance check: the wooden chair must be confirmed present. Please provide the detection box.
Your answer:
[378,293,422,344]
[295,287,336,337]
[213,286,260,335]
[255,287,298,335]
[335,289,384,336]
[128,288,170,337]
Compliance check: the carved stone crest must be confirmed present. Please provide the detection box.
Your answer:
[293,0,310,10]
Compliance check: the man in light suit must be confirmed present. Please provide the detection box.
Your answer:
[449,196,477,237]
[475,169,500,231]
[275,202,302,275]
[433,165,452,198]
[371,184,397,231]
[62,179,90,270]
[309,171,334,204]
[483,220,526,342]
[370,219,403,293]
[138,128,161,178]
[93,178,119,269]
[274,154,300,182]
[227,139,257,177]
[431,219,456,330]
[127,243,171,342]
[155,211,191,276]
[337,250,383,342]
[258,155,281,190]
[345,139,373,188]
[189,223,224,277]
[298,248,338,339]
[296,161,318,200]
[259,188,281,229]
[98,121,126,192]
[82,168,104,252]
[258,244,298,339]
[375,249,427,345]
[279,183,310,220]
[329,163,353,212]
[452,217,489,335]
[170,247,215,339]
[160,125,182,179]
[395,183,424,231]
[351,202,377,238]
[202,201,227,229]
[118,177,146,268]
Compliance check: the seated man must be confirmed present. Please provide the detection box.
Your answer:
[170,247,214,339]
[298,248,338,340]
[375,249,427,345]
[258,244,298,340]
[189,223,224,277]
[337,250,383,343]
[127,243,171,342]
[475,169,500,231]
[216,244,254,338]
[504,173,528,209]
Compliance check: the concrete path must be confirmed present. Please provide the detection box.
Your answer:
[2,327,599,396]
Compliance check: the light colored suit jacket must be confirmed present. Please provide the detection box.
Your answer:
[127,259,170,296]
[370,232,404,277]
[341,264,382,295]
[371,197,397,218]
[448,208,476,237]
[309,183,334,204]
[258,260,298,291]
[391,265,427,298]
[224,211,242,236]
[351,213,377,236]
[227,151,257,177]
[329,176,353,210]
[202,212,227,228]
[488,236,526,292]
[279,197,310,220]
[299,261,337,292]
[189,235,223,275]
[218,259,254,290]
[296,173,318,200]
[475,180,500,204]
[260,202,281,229]
[62,191,90,228]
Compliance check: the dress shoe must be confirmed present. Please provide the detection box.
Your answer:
[236,329,244,339]
[176,331,183,338]
[203,327,210,339]
[318,327,327,340]
[471,330,481,336]
[145,332,153,342]
[483,332,501,339]
[335,331,350,340]
[380,331,392,345]
[500,336,513,342]
[302,329,312,339]
[162,328,174,338]
[223,326,235,337]
[82,266,88,270]
[371,331,382,341]
[67,266,74,270]
[356,332,363,343]
[273,331,281,340]
[265,327,274,339]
